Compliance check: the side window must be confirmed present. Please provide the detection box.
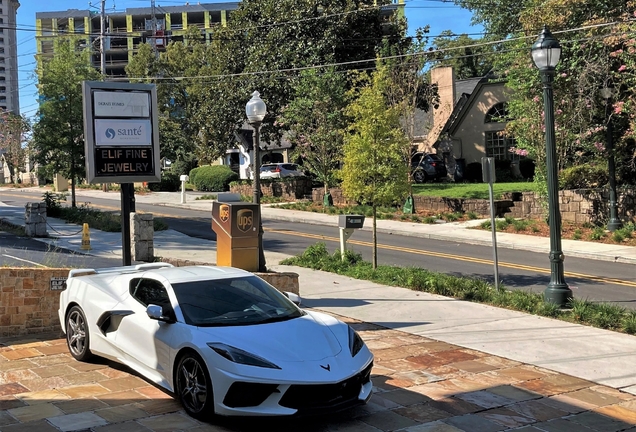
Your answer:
[130,278,173,315]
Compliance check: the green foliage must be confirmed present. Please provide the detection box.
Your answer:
[428,33,495,79]
[149,171,181,192]
[412,182,537,199]
[589,227,606,241]
[622,311,636,335]
[42,192,68,218]
[192,165,239,192]
[467,211,479,220]
[591,303,626,330]
[569,298,595,322]
[194,194,217,201]
[612,227,632,243]
[572,229,582,240]
[32,39,102,203]
[559,163,609,190]
[280,68,349,192]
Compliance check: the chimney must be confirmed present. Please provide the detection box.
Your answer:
[426,66,456,150]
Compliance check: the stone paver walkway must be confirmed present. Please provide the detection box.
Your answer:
[1,314,636,432]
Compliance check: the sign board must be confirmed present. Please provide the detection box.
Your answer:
[94,119,153,146]
[82,81,160,184]
[93,91,150,117]
[50,277,67,291]
[481,157,496,184]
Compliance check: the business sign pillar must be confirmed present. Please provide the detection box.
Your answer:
[82,81,161,266]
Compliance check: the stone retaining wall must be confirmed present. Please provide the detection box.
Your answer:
[231,178,313,200]
[0,265,299,337]
[313,187,636,223]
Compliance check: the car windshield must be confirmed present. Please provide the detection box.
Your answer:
[171,276,304,327]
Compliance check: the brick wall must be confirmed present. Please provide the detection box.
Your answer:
[231,178,313,200]
[313,187,636,223]
[0,268,68,337]
[0,265,299,337]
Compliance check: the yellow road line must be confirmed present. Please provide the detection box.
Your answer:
[265,228,636,288]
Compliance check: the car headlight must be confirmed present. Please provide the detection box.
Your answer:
[207,343,281,369]
[348,326,364,357]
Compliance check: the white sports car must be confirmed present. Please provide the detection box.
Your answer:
[58,263,373,419]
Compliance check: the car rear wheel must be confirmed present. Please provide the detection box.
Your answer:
[176,352,214,420]
[66,306,93,361]
[413,170,427,183]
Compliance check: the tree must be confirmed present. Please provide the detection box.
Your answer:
[496,0,636,195]
[341,68,409,269]
[199,0,407,151]
[428,31,495,79]
[278,68,349,198]
[32,39,101,207]
[0,111,29,183]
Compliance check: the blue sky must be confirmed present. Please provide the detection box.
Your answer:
[16,0,482,119]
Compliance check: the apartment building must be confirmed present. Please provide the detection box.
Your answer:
[0,0,20,113]
[35,2,239,78]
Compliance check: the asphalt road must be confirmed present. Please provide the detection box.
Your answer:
[1,189,635,306]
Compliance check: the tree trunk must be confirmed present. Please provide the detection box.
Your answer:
[372,204,377,269]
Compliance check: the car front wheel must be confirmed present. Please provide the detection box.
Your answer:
[66,306,93,361]
[176,352,214,420]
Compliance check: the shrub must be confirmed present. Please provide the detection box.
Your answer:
[149,171,181,192]
[519,159,535,180]
[467,211,479,220]
[464,162,482,182]
[42,192,67,218]
[589,227,606,241]
[559,162,608,189]
[170,157,198,180]
[192,165,239,192]
[189,166,202,186]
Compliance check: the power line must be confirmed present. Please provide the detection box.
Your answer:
[111,19,632,82]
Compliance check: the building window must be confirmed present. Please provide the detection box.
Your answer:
[485,131,519,160]
[485,102,509,123]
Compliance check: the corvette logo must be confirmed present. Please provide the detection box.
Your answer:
[236,209,253,233]
[320,364,331,371]
[219,204,230,223]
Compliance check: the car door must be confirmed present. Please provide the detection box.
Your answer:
[114,278,179,382]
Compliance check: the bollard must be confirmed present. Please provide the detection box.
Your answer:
[81,223,92,250]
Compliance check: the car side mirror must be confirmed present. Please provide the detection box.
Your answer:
[146,304,174,323]
[284,292,302,307]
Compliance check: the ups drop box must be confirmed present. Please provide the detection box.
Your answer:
[211,202,260,271]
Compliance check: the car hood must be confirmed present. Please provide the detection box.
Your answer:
[195,312,344,362]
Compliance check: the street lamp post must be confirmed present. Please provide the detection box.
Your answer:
[600,85,622,232]
[246,91,267,272]
[531,26,572,307]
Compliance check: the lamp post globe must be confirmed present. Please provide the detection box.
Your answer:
[533,26,572,307]
[600,85,622,232]
[246,91,267,272]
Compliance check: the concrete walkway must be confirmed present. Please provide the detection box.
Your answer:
[1,187,636,398]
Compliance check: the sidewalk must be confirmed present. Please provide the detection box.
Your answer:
[2,187,636,396]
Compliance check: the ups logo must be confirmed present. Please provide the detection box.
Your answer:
[236,209,254,233]
[219,204,230,223]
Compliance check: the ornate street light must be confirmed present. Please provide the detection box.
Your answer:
[531,26,572,307]
[600,85,622,232]
[246,91,267,272]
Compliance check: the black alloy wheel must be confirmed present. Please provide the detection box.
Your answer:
[176,353,214,420]
[413,169,427,184]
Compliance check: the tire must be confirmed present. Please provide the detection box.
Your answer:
[176,352,214,420]
[413,170,427,184]
[66,306,93,361]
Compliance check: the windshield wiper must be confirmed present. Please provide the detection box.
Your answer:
[256,313,300,325]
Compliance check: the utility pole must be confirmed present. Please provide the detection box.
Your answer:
[100,0,106,75]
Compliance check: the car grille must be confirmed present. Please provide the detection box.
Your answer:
[279,362,372,412]
[223,382,279,408]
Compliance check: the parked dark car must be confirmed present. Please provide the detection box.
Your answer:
[411,152,447,183]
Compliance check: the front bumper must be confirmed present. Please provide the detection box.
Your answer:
[211,361,373,417]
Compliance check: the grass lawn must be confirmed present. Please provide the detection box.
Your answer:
[412,182,537,200]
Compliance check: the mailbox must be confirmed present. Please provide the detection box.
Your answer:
[211,201,260,271]
[338,214,365,229]
[338,214,365,260]
[180,174,189,182]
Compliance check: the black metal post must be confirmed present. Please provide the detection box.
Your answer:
[605,97,622,232]
[251,122,266,272]
[541,71,572,306]
[121,183,132,266]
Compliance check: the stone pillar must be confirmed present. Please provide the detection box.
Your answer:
[131,212,154,262]
[24,202,47,237]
